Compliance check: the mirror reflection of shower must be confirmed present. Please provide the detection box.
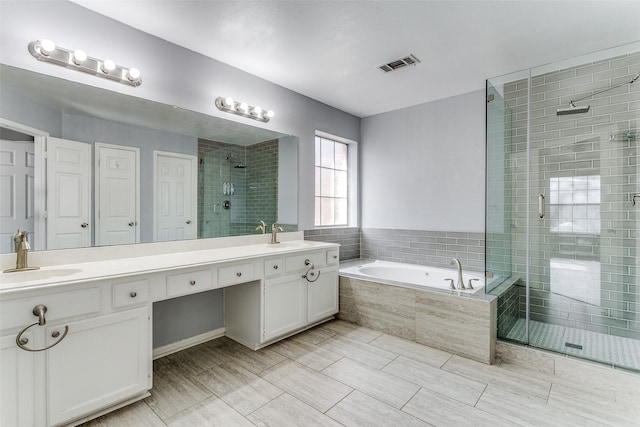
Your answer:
[225,153,247,169]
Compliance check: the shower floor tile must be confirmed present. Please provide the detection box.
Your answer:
[505,319,640,372]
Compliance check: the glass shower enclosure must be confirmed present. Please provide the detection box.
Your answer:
[486,42,640,371]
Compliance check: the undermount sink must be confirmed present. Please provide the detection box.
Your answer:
[1,268,82,283]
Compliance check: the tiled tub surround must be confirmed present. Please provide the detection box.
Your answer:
[304,227,360,261]
[360,228,485,273]
[500,52,640,342]
[339,260,497,364]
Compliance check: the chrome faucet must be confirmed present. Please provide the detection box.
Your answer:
[270,222,284,244]
[450,258,465,290]
[4,230,39,273]
[256,220,267,234]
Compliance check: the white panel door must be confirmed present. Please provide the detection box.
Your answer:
[0,140,35,253]
[47,137,91,249]
[96,144,139,246]
[154,151,197,241]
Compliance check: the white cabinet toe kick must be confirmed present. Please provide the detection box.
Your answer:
[0,241,339,427]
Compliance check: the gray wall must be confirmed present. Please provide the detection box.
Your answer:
[360,90,486,233]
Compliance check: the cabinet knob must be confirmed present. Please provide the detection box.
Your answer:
[130,291,137,298]
[190,280,196,286]
[333,255,337,259]
[273,265,278,270]
[81,222,89,228]
[128,222,135,227]
[236,272,242,277]
[186,220,192,224]
[51,331,60,338]
[19,337,29,345]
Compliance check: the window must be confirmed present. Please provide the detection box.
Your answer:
[314,134,355,226]
[549,175,600,235]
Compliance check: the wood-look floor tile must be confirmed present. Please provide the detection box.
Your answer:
[144,360,212,420]
[166,341,232,376]
[441,355,551,400]
[247,393,343,427]
[215,337,286,374]
[476,384,604,427]
[326,390,429,427]
[403,388,514,427]
[80,401,165,427]
[270,335,343,371]
[164,396,253,427]
[383,356,486,406]
[319,334,397,369]
[261,359,352,412]
[370,333,452,368]
[295,324,336,345]
[322,357,419,409]
[196,361,284,416]
[547,384,640,426]
[320,320,383,343]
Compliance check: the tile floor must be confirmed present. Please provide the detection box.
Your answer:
[82,320,640,427]
[506,319,640,371]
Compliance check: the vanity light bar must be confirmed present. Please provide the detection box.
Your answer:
[28,39,142,87]
[215,97,274,123]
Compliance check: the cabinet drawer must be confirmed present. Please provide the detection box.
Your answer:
[166,269,213,297]
[113,280,149,308]
[1,288,101,331]
[285,252,325,273]
[327,249,339,265]
[219,263,254,286]
[264,258,283,278]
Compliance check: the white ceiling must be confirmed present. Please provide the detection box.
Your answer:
[72,1,640,118]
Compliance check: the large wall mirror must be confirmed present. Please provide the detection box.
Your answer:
[0,64,298,253]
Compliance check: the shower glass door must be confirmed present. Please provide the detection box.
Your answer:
[487,42,640,371]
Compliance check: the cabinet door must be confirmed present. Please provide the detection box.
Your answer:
[47,307,150,426]
[307,267,339,324]
[0,332,36,427]
[264,275,307,341]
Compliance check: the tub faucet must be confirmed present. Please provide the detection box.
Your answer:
[4,230,39,273]
[270,222,284,244]
[450,258,465,290]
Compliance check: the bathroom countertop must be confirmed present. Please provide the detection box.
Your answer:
[0,240,338,295]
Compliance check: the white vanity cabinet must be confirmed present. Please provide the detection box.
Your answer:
[0,331,36,427]
[46,306,150,426]
[227,248,340,348]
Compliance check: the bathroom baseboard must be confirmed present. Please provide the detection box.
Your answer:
[153,327,226,359]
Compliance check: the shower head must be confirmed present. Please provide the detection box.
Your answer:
[556,104,590,116]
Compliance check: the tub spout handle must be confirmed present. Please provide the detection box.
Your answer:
[468,279,479,290]
[444,278,456,290]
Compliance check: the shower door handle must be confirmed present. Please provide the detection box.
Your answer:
[538,194,545,219]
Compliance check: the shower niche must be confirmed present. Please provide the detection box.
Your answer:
[486,42,640,371]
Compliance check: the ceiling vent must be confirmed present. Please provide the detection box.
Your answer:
[378,54,420,73]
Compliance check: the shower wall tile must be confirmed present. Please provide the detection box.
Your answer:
[500,50,640,339]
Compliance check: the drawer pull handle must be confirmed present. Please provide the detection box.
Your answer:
[236,272,242,277]
[130,291,137,298]
[273,265,278,270]
[190,280,196,286]
[16,305,69,352]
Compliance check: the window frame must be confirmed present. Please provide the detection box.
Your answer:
[314,131,358,228]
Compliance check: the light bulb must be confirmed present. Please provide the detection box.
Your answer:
[127,67,141,81]
[238,102,249,113]
[224,97,234,108]
[101,59,115,73]
[72,49,87,65]
[265,110,275,119]
[252,106,262,116]
[40,39,56,56]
